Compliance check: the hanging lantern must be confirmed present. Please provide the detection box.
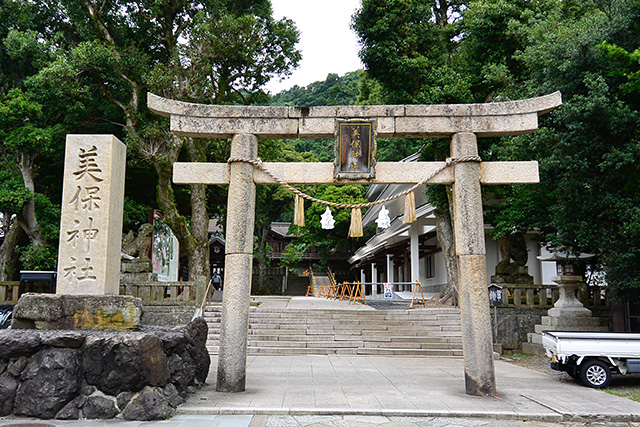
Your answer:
[375,206,391,229]
[320,207,335,230]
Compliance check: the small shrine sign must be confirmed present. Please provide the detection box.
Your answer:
[334,119,377,180]
[488,284,504,306]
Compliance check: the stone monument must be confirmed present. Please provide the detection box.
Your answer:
[12,135,143,331]
[148,91,562,396]
[57,135,126,295]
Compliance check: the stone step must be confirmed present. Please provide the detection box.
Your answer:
[205,307,463,357]
[243,324,461,333]
[244,311,462,318]
[241,318,461,326]
[206,346,464,356]
[528,332,543,345]
[208,327,461,338]
[534,323,609,334]
[205,307,461,315]
[355,348,463,357]
[247,340,364,348]
[540,316,604,327]
[240,340,462,349]
[362,341,462,350]
[522,342,546,356]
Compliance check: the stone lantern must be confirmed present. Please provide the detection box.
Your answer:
[537,251,594,317]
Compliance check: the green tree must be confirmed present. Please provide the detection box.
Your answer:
[294,185,369,269]
[353,0,471,303]
[354,0,640,305]
[463,0,640,300]
[0,87,64,276]
[27,0,300,302]
[253,140,315,292]
[271,71,361,107]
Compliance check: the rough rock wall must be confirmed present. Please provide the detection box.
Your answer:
[0,317,210,420]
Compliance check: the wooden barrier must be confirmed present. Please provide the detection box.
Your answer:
[349,282,367,305]
[0,281,19,304]
[409,282,427,309]
[119,282,196,304]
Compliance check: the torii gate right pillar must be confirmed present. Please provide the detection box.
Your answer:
[451,132,495,396]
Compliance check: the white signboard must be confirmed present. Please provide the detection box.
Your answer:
[384,283,393,299]
[152,220,179,282]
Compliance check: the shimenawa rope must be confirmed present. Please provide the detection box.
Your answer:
[226,155,481,210]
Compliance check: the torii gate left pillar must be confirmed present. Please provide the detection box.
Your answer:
[217,133,257,392]
[148,91,562,395]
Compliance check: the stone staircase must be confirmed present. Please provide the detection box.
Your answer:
[203,306,463,356]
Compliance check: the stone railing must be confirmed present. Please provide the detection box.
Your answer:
[2,280,198,306]
[119,282,197,304]
[0,281,20,304]
[497,283,608,309]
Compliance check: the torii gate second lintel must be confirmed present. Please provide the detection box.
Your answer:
[148,92,562,397]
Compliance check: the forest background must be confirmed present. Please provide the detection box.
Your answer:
[0,0,638,302]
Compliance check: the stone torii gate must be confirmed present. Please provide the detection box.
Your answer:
[149,91,561,397]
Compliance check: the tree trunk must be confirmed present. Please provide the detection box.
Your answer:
[184,138,210,303]
[432,188,459,305]
[17,151,44,246]
[0,219,23,281]
[255,222,270,293]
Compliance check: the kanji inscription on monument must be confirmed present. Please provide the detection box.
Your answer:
[57,135,126,295]
[334,119,377,179]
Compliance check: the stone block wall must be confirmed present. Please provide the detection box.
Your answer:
[490,307,545,351]
[0,318,210,420]
[491,307,612,352]
[141,304,197,326]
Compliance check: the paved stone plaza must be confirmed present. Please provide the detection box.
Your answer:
[2,414,640,426]
[2,350,640,426]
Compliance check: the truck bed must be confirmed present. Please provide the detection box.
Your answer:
[543,331,640,359]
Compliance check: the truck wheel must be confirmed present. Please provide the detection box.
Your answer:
[580,360,611,388]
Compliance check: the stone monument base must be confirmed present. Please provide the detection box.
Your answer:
[491,261,534,285]
[11,293,143,331]
[523,314,609,355]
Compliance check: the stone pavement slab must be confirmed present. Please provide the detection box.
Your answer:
[3,413,640,426]
[179,355,640,422]
[4,356,640,426]
[252,296,374,311]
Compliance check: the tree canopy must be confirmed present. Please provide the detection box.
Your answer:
[2,0,639,305]
[0,0,301,291]
[354,0,640,301]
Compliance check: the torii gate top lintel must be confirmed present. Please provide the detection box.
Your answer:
[147,91,561,139]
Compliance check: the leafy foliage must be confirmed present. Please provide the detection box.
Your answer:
[354,0,640,302]
[271,71,361,106]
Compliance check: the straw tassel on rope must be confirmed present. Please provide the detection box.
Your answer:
[348,208,363,238]
[228,154,481,236]
[293,194,305,227]
[403,191,416,224]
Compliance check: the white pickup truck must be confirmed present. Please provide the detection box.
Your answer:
[542,330,640,388]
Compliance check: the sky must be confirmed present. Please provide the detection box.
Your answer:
[265,0,363,95]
